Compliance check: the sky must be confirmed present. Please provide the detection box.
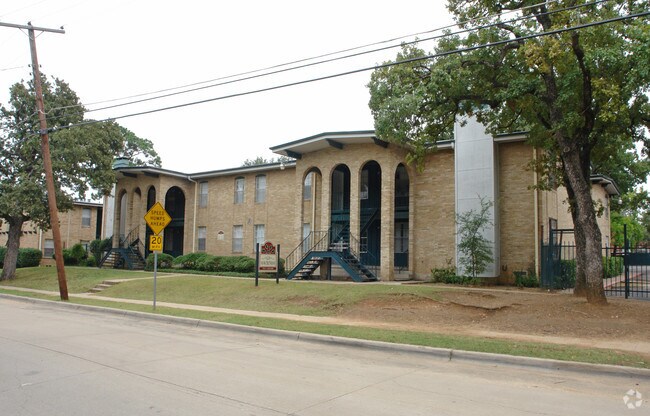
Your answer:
[0,0,454,173]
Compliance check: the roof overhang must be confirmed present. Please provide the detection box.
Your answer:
[115,166,190,180]
[270,130,386,158]
[590,174,621,197]
[190,161,296,179]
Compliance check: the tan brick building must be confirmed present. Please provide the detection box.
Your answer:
[110,120,618,282]
[0,201,103,261]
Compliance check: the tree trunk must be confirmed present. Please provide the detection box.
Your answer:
[565,181,587,297]
[0,216,24,281]
[562,151,606,304]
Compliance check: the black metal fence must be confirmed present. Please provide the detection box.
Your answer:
[541,226,650,299]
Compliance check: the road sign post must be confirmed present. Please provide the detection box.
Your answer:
[144,202,172,310]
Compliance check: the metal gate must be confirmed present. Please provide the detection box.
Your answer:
[540,226,649,299]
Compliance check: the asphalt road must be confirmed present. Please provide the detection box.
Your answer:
[0,297,648,416]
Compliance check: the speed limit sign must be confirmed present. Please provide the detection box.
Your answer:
[149,235,163,251]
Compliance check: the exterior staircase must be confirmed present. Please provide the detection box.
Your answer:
[98,226,146,270]
[285,226,378,282]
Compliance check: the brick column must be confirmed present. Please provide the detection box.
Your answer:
[349,163,360,252]
[380,162,396,281]
[320,167,331,233]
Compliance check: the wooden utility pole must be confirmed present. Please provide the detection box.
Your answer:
[0,21,68,300]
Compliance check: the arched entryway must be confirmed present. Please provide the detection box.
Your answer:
[360,161,381,267]
[330,165,350,242]
[394,164,409,270]
[164,186,185,257]
[144,186,156,256]
[118,190,127,241]
[302,168,322,252]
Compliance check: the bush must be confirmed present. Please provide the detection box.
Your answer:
[173,252,211,269]
[0,246,6,267]
[603,256,624,279]
[62,243,88,266]
[217,256,255,273]
[145,253,174,271]
[514,271,539,288]
[431,266,482,285]
[17,248,42,268]
[89,237,112,264]
[196,255,220,272]
[556,260,576,289]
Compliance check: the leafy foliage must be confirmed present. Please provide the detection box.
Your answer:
[368,1,649,303]
[62,243,88,266]
[241,155,294,167]
[0,74,159,279]
[0,247,41,268]
[611,212,646,247]
[456,197,494,278]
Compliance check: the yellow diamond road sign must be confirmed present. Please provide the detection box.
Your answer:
[144,202,171,235]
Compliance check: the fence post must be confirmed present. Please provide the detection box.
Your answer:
[623,224,630,299]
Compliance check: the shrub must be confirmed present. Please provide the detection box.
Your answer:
[556,259,576,289]
[0,246,6,267]
[603,256,624,279]
[62,243,88,266]
[145,253,174,271]
[430,266,482,285]
[89,237,112,264]
[196,255,220,272]
[514,271,539,288]
[173,252,211,269]
[16,248,42,268]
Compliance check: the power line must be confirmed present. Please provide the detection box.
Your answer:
[44,10,648,135]
[47,0,569,115]
[81,0,609,115]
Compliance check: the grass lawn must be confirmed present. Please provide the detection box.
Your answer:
[0,267,157,293]
[99,275,443,316]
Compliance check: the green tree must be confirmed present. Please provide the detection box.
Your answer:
[0,75,159,280]
[241,155,294,167]
[368,1,649,304]
[456,197,494,278]
[117,126,161,167]
[611,212,646,247]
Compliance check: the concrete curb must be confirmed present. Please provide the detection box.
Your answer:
[2,293,649,379]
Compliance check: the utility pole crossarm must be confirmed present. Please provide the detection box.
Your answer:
[0,21,65,34]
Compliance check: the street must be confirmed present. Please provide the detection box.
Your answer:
[0,296,647,415]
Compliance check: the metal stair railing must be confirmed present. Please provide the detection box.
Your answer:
[285,230,330,272]
[347,233,379,279]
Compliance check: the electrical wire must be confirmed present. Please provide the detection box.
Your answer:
[81,0,611,115]
[41,10,649,136]
[45,0,569,115]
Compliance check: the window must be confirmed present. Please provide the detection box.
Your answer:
[199,181,208,207]
[303,173,312,200]
[198,227,207,251]
[232,225,243,253]
[254,224,265,251]
[234,177,245,204]
[255,175,266,203]
[394,222,408,253]
[44,239,54,258]
[81,208,91,227]
[360,170,369,200]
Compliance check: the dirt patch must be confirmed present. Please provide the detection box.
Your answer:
[338,287,650,356]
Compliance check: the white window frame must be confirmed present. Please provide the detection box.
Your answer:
[81,208,91,228]
[44,239,54,258]
[199,181,209,208]
[254,224,265,251]
[303,173,312,201]
[232,225,243,253]
[255,175,266,203]
[198,226,207,251]
[234,177,245,204]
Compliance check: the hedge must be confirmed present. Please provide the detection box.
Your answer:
[0,247,42,268]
